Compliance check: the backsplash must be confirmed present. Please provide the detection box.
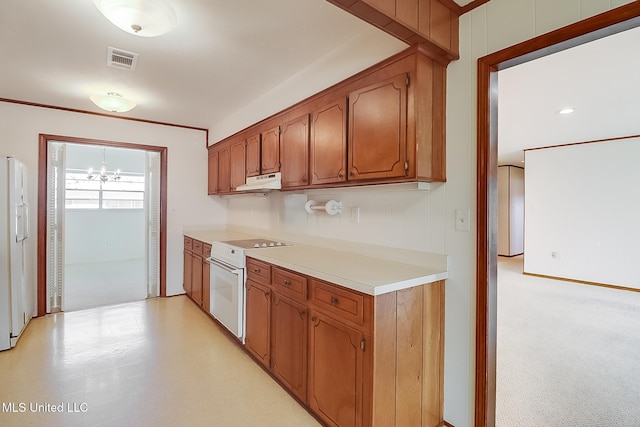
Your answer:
[226,183,446,254]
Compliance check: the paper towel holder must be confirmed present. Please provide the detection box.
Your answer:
[305,200,343,215]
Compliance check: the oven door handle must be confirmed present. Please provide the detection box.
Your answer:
[206,257,241,274]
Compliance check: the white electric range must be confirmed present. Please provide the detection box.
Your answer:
[206,239,292,343]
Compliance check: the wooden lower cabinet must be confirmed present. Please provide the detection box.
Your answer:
[183,249,193,296]
[183,236,209,308]
[271,292,308,402]
[202,245,211,310]
[242,257,445,427]
[191,252,203,306]
[245,279,271,368]
[308,311,364,427]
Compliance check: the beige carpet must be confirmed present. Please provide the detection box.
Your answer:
[496,256,640,426]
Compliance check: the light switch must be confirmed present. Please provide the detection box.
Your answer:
[455,209,470,232]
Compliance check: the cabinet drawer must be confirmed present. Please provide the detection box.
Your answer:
[310,279,366,326]
[192,239,203,256]
[246,258,271,285]
[184,236,193,251]
[272,267,307,301]
[203,243,212,257]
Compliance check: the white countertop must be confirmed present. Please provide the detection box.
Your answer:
[184,228,448,296]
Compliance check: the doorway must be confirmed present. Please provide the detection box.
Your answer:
[475,5,640,426]
[37,134,168,316]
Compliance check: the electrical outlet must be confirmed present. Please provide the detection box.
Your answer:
[551,251,560,259]
[351,207,360,223]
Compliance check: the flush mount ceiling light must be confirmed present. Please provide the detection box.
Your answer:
[557,108,575,115]
[93,0,177,37]
[90,92,137,113]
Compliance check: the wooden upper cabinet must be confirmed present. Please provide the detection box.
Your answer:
[310,98,347,185]
[260,126,280,174]
[218,145,231,193]
[280,114,309,188]
[207,148,219,195]
[229,139,246,191]
[246,133,261,177]
[208,45,447,194]
[348,73,408,181]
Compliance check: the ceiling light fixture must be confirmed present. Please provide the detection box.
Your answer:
[557,108,575,115]
[88,148,121,183]
[93,0,177,37]
[90,92,137,113]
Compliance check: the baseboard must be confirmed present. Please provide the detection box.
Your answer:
[523,272,640,293]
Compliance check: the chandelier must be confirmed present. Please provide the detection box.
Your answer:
[88,148,121,183]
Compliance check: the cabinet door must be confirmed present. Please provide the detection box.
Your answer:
[202,250,210,310]
[207,149,219,195]
[308,311,364,427]
[230,139,246,190]
[280,114,309,188]
[271,292,308,402]
[246,134,261,177]
[191,254,203,305]
[261,126,280,173]
[183,251,193,295]
[348,73,408,181]
[218,147,230,193]
[245,279,271,368]
[310,98,347,185]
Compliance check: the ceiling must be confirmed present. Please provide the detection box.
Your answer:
[4,0,633,165]
[498,25,640,166]
[0,0,418,131]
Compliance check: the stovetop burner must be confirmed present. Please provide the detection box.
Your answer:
[221,239,292,249]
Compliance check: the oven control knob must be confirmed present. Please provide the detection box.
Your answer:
[254,243,260,248]
[276,242,282,246]
[269,242,275,247]
[261,243,267,247]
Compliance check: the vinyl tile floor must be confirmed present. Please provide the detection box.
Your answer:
[0,296,321,427]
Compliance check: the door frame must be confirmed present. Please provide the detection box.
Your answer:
[475,3,640,426]
[37,134,168,316]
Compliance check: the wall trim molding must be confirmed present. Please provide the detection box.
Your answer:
[523,272,640,294]
[1,97,209,145]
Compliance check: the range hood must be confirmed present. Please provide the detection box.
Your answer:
[236,172,282,192]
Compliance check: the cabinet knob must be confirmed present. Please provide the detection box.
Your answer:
[283,279,291,286]
[350,171,355,177]
[311,316,317,322]
[254,268,260,273]
[330,296,339,305]
[338,173,344,178]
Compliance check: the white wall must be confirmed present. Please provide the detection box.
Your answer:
[221,1,635,425]
[227,185,446,253]
[524,138,640,288]
[0,101,227,302]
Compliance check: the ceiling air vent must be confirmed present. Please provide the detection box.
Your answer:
[107,47,139,71]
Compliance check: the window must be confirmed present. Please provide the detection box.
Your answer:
[65,169,145,209]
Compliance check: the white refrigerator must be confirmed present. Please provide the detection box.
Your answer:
[0,156,31,351]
